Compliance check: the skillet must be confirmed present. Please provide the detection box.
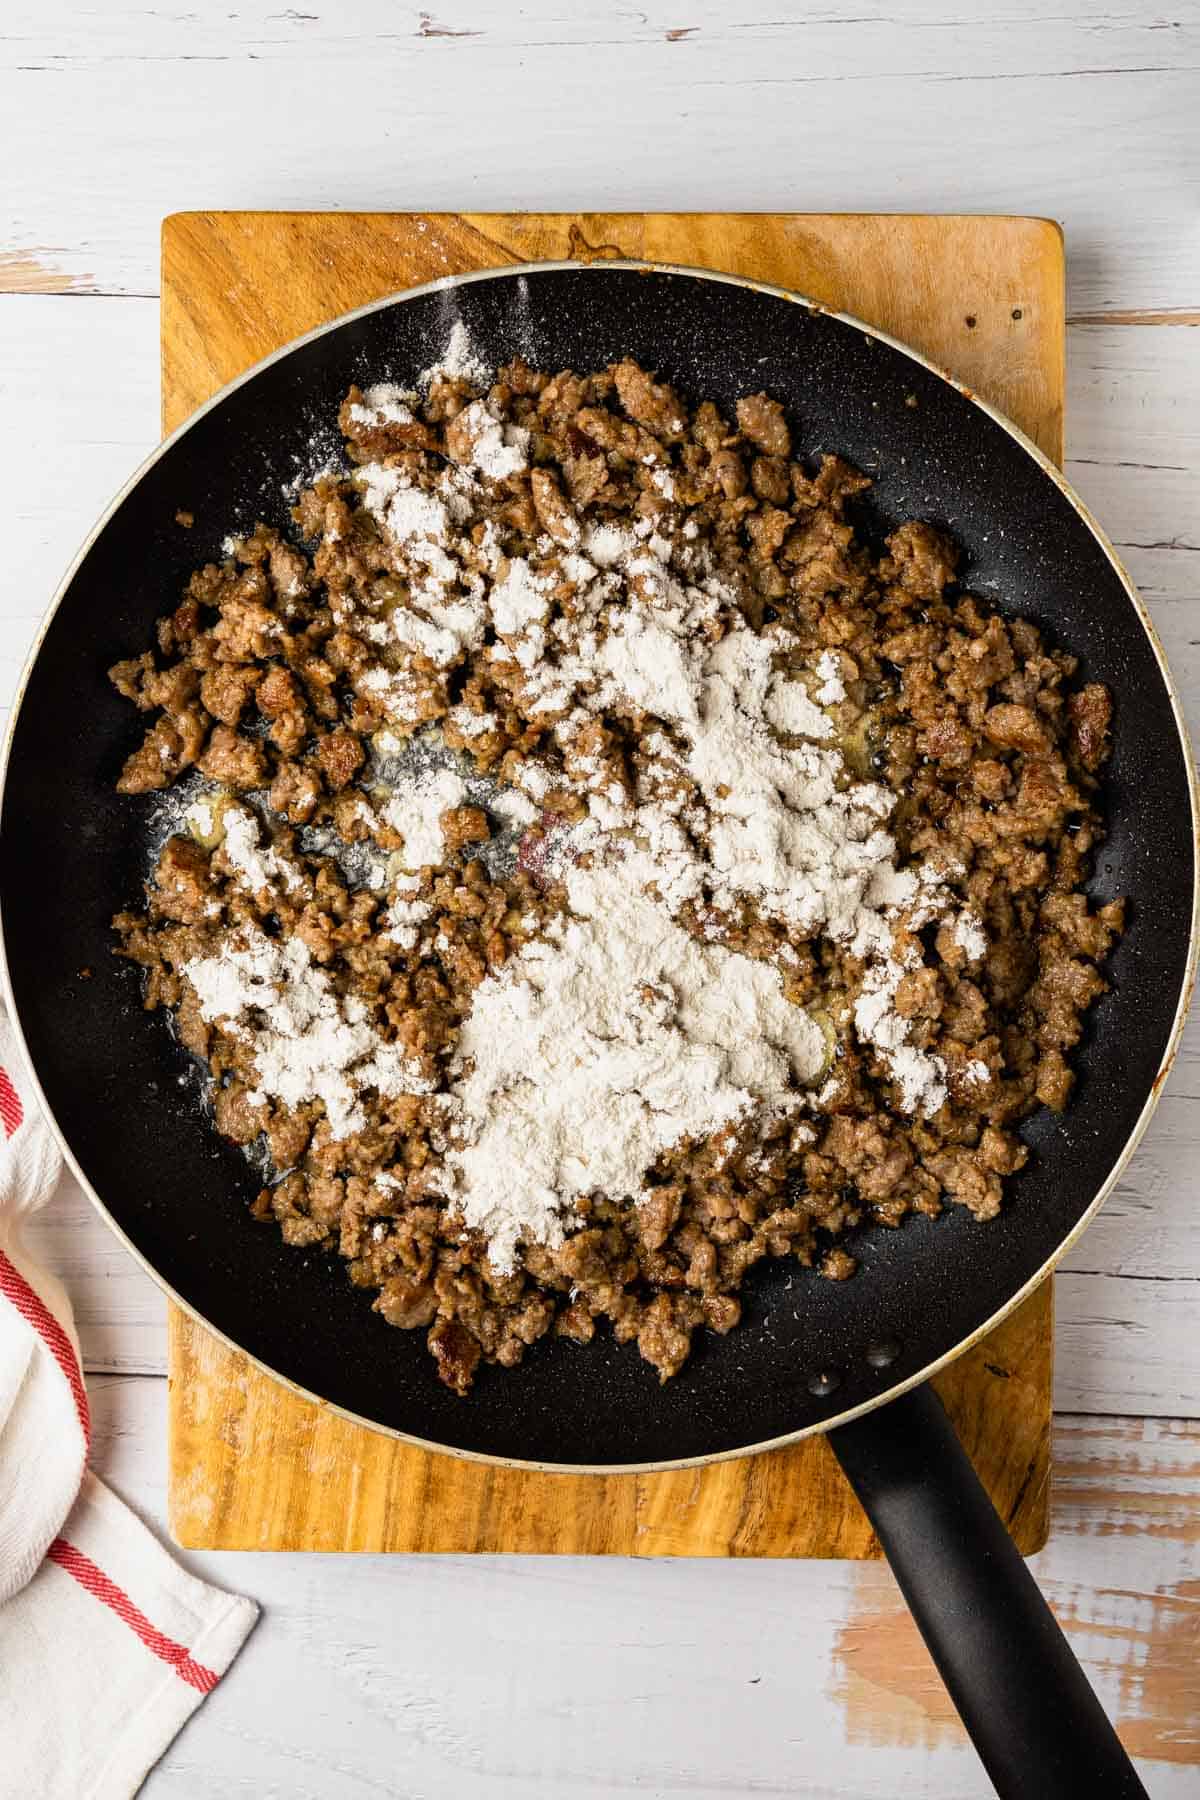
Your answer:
[2,263,1194,1797]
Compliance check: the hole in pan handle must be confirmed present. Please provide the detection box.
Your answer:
[829,1384,1148,1799]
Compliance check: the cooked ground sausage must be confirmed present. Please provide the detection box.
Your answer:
[110,356,1121,1394]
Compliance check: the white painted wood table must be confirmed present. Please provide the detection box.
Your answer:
[3,4,1198,1793]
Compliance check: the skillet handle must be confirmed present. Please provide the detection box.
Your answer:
[828,1383,1148,1799]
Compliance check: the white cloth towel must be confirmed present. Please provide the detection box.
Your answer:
[0,1010,258,1797]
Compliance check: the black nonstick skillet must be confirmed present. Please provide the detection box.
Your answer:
[3,264,1194,1797]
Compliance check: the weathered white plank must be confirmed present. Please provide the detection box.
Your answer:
[0,293,158,710]
[84,1377,1198,1798]
[22,1177,166,1374]
[1064,318,1200,745]
[2,1,1198,314]
[1055,1269,1200,1417]
[1066,1085,1200,1282]
[1054,314,1200,1419]
[1066,322,1200,548]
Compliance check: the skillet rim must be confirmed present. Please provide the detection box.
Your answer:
[2,257,1196,1475]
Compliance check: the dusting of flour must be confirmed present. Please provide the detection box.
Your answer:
[183,926,432,1139]
[419,318,492,389]
[382,766,468,870]
[176,356,988,1276]
[449,849,826,1274]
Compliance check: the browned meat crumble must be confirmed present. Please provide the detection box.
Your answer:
[110,354,1121,1395]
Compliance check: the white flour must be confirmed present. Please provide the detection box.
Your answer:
[446,704,498,739]
[183,797,214,834]
[183,926,432,1139]
[352,462,493,673]
[491,556,555,672]
[382,891,433,952]
[448,398,530,481]
[491,789,539,829]
[354,467,466,621]
[447,848,828,1274]
[419,318,492,389]
[220,805,306,897]
[348,383,416,427]
[764,673,835,740]
[382,765,467,869]
[345,508,967,1262]
[362,477,965,1248]
[853,951,948,1117]
[814,650,847,705]
[357,663,436,727]
[954,911,988,961]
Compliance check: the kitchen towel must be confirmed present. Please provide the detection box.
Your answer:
[0,1009,258,1798]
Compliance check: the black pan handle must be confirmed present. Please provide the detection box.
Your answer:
[829,1383,1147,1799]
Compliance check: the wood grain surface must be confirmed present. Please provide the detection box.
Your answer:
[161,210,1065,456]
[163,209,1060,1557]
[167,1290,1052,1555]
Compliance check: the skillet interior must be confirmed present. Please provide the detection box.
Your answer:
[1,265,1193,1466]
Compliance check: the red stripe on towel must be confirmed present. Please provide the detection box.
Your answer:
[0,1248,91,1446]
[0,1067,23,1138]
[46,1538,220,1693]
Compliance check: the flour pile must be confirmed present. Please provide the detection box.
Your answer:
[450,852,828,1273]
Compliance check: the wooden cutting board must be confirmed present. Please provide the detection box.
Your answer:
[163,210,1062,1556]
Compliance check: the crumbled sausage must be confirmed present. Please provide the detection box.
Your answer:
[881,521,958,601]
[984,703,1051,755]
[268,762,322,823]
[200,665,260,725]
[1068,683,1113,771]
[198,724,268,790]
[529,467,580,546]
[376,1276,438,1330]
[736,392,791,457]
[612,358,687,438]
[427,1316,482,1396]
[315,730,365,791]
[111,356,1119,1396]
[441,806,490,853]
